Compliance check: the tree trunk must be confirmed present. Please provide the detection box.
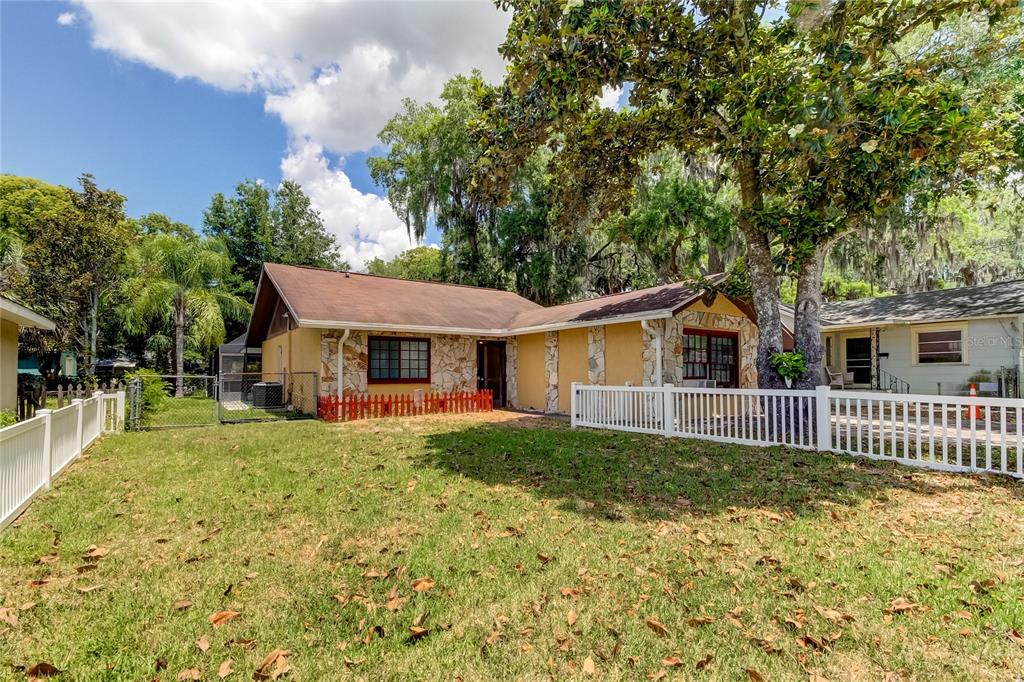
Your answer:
[734,159,784,389]
[707,243,724,275]
[793,244,828,389]
[174,294,185,397]
[89,289,99,374]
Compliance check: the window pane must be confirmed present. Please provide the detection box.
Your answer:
[918,329,962,363]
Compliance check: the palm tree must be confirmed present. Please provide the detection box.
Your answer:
[123,233,250,396]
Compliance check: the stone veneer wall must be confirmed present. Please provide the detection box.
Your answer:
[319,330,479,396]
[639,309,759,387]
[587,326,606,385]
[544,331,559,412]
[504,336,518,408]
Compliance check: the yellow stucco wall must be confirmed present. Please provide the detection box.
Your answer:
[516,333,546,411]
[557,328,588,412]
[1,319,18,412]
[368,383,432,397]
[684,295,747,318]
[604,322,644,386]
[259,327,321,414]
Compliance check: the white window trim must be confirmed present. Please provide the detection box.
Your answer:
[911,322,969,366]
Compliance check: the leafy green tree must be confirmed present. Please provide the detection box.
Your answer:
[624,153,737,280]
[204,180,273,287]
[475,1,1019,388]
[271,180,344,270]
[366,246,444,281]
[204,180,345,290]
[0,174,133,373]
[122,232,250,395]
[370,72,508,289]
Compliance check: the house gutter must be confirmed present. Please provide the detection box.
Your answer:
[336,329,351,397]
[640,319,664,386]
[299,309,675,337]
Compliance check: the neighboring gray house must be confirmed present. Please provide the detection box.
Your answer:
[817,280,1024,396]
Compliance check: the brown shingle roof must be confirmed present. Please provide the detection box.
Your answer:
[253,263,724,337]
[263,263,542,331]
[508,278,717,330]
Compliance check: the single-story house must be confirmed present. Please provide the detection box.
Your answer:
[818,279,1024,396]
[0,297,56,413]
[245,263,792,413]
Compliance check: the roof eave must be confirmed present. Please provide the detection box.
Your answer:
[297,309,674,337]
[0,298,56,331]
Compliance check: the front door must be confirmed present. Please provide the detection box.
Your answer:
[845,337,871,385]
[477,341,507,407]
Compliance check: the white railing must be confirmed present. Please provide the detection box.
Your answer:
[571,383,1024,479]
[1,390,124,529]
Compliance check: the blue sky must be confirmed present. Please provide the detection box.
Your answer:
[1,1,288,228]
[0,2,514,264]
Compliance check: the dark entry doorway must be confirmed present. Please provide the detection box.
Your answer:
[845,337,871,385]
[477,340,507,407]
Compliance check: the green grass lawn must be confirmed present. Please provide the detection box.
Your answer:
[1,412,1022,681]
[141,397,300,428]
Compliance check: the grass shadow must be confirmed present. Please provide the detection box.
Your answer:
[419,414,1021,522]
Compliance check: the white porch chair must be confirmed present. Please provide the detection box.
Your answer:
[827,368,853,390]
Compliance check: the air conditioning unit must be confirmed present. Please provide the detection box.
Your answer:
[252,381,284,409]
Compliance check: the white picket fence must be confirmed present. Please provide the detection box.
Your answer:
[1,391,125,529]
[571,383,1024,479]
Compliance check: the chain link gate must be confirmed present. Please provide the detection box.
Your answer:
[125,374,219,429]
[218,371,318,423]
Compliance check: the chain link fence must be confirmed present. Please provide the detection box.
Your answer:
[127,372,318,430]
[218,372,318,423]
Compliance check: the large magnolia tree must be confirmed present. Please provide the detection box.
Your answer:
[474,0,1020,388]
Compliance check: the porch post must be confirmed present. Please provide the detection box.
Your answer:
[870,327,880,391]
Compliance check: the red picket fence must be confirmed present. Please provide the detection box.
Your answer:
[317,389,493,423]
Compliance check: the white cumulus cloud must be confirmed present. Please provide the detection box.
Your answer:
[280,141,414,269]
[73,1,510,265]
[57,11,77,26]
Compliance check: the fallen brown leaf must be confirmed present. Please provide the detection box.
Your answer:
[408,625,429,641]
[208,610,241,627]
[172,600,193,611]
[254,649,291,680]
[582,655,596,676]
[218,658,234,679]
[177,668,201,681]
[745,668,766,682]
[567,610,578,626]
[645,617,670,638]
[886,597,917,615]
[26,662,61,678]
[83,545,109,560]
[411,578,434,593]
[696,653,714,670]
[196,635,210,653]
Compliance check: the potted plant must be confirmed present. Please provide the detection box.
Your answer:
[770,351,808,389]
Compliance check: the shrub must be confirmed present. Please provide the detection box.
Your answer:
[0,410,16,428]
[125,368,167,416]
[770,351,808,386]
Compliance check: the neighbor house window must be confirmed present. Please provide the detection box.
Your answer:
[916,328,963,364]
[368,337,430,382]
[682,329,738,387]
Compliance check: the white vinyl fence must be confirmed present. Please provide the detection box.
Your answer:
[572,383,1024,479]
[1,391,124,529]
